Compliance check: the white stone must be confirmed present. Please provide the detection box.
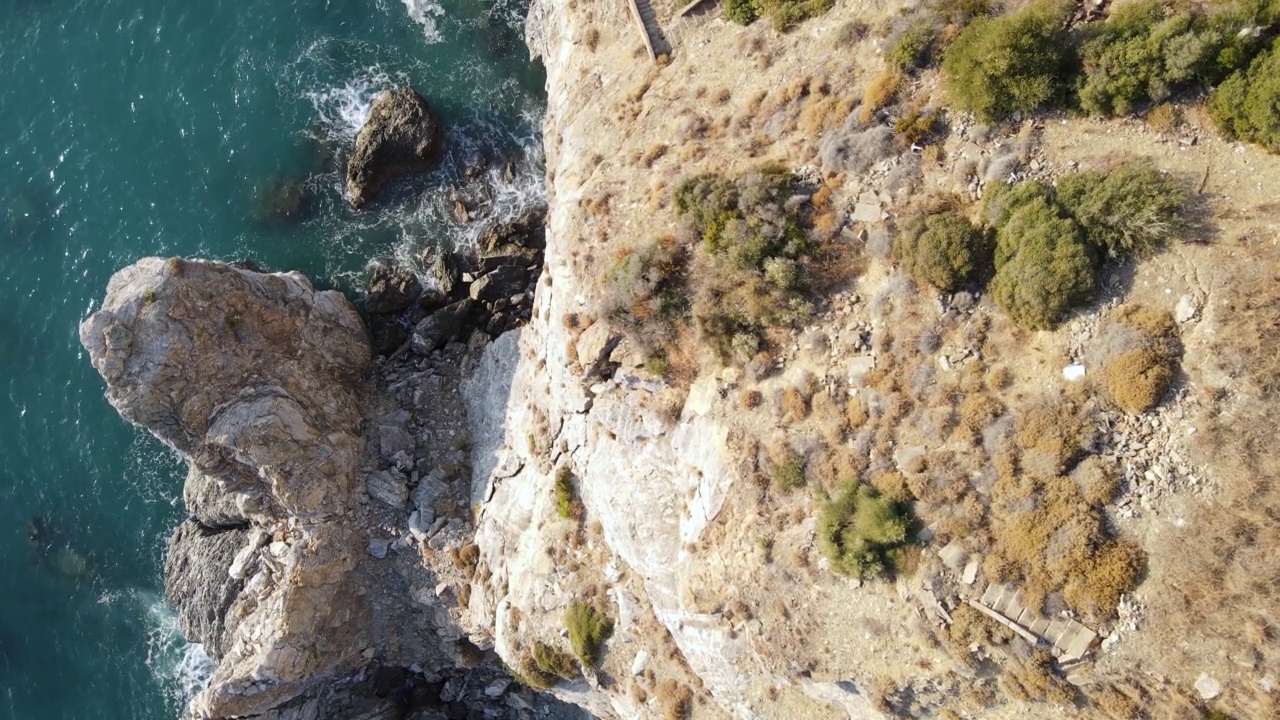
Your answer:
[1195,673,1223,700]
[684,375,719,417]
[1063,364,1087,382]
[962,559,979,585]
[1175,294,1200,323]
[631,650,650,676]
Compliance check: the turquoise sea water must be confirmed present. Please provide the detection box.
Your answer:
[0,1,544,717]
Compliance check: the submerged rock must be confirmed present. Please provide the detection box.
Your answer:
[346,87,443,209]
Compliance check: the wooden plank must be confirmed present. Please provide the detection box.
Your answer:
[626,0,657,60]
[677,0,712,16]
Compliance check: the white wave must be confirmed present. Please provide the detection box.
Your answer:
[306,68,393,144]
[135,590,214,708]
[401,0,445,44]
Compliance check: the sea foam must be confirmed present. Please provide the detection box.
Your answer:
[401,0,445,44]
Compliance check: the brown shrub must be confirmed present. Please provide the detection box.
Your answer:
[583,26,601,52]
[846,395,869,427]
[655,680,693,720]
[957,393,1004,438]
[1091,684,1142,720]
[780,386,811,424]
[946,603,1013,658]
[1095,305,1180,414]
[1145,102,1179,133]
[999,649,1076,706]
[640,143,669,168]
[800,95,856,134]
[858,70,903,123]
[740,389,763,409]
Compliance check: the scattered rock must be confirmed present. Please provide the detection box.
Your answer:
[367,538,391,559]
[411,299,475,356]
[367,470,408,508]
[469,265,530,303]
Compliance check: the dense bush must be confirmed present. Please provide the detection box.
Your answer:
[723,0,834,31]
[520,641,577,689]
[672,168,821,360]
[940,0,1076,121]
[817,481,912,579]
[888,20,938,71]
[987,187,1097,330]
[1055,159,1188,258]
[893,211,988,291]
[564,603,614,667]
[1209,37,1280,152]
[1077,2,1217,116]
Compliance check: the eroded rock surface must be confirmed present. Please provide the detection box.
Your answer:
[83,257,588,720]
[346,87,443,208]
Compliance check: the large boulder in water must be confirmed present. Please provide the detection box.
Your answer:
[346,88,443,208]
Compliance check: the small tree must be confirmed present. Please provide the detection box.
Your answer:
[817,481,911,579]
[894,211,988,291]
[988,192,1098,330]
[941,0,1076,121]
[1208,38,1280,153]
[1055,158,1187,258]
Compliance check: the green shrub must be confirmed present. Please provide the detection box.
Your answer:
[894,211,988,291]
[763,0,835,31]
[1055,159,1187,258]
[987,186,1098,330]
[931,0,991,25]
[723,0,759,25]
[940,0,1076,121]
[553,465,582,520]
[521,641,578,689]
[1208,37,1280,152]
[888,20,938,71]
[723,0,833,30]
[772,451,806,492]
[564,603,614,667]
[817,481,912,579]
[1077,2,1215,116]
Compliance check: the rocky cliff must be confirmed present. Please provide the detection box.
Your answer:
[81,258,583,720]
[80,0,1280,717]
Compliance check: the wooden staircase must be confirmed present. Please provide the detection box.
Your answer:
[628,0,671,60]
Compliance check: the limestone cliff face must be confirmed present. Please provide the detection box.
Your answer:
[465,3,787,718]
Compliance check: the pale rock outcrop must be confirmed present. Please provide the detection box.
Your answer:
[81,258,376,717]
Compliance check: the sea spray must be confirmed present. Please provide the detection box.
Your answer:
[138,590,213,709]
[400,0,446,44]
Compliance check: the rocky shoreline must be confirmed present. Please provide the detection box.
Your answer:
[80,249,581,720]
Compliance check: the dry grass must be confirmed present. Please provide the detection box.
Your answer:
[858,70,903,123]
[1094,305,1180,414]
[655,679,693,720]
[1145,102,1179,132]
